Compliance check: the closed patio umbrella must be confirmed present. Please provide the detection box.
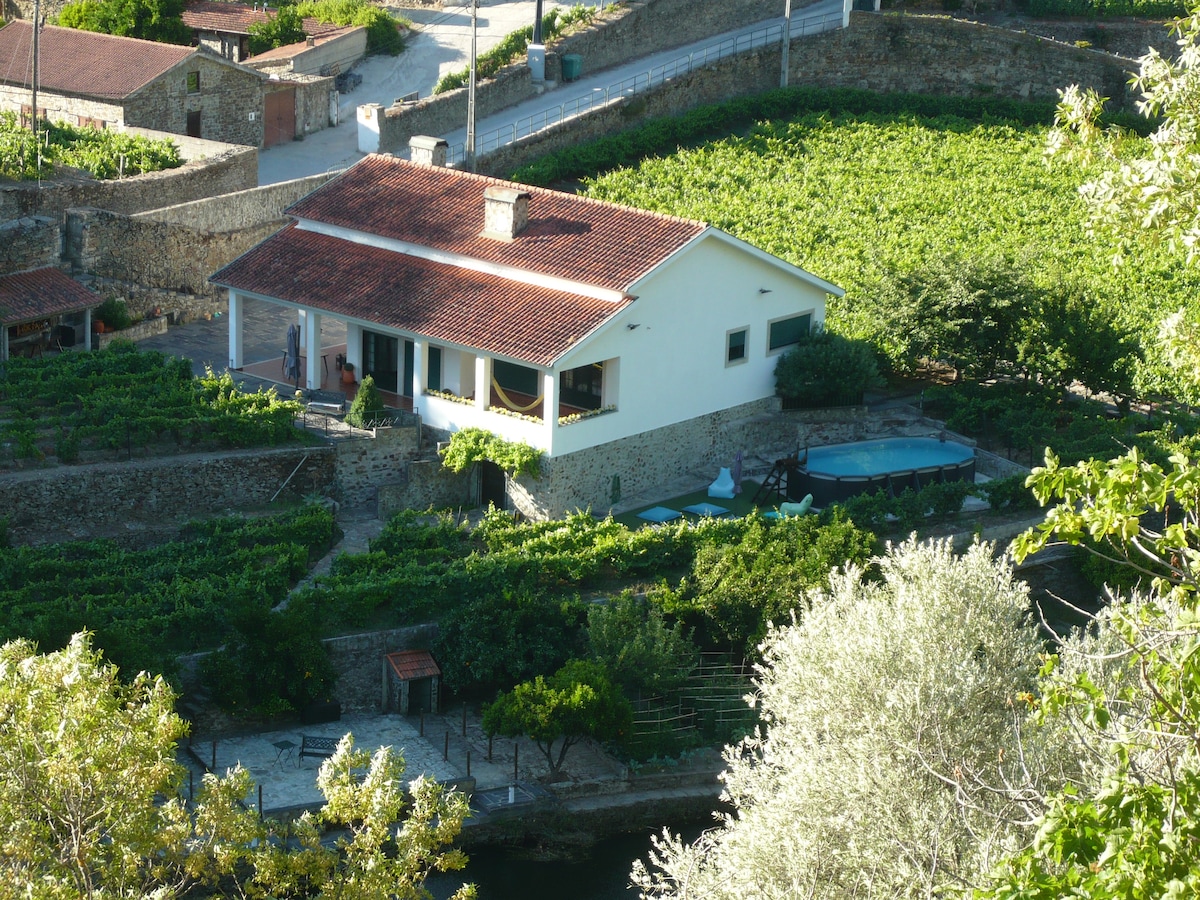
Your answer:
[285,323,302,390]
[732,450,743,495]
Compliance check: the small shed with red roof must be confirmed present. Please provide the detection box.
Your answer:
[384,649,441,715]
[0,267,102,361]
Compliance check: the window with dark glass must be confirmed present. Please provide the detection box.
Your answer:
[768,313,812,352]
[727,328,748,364]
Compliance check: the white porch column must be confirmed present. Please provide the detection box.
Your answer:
[304,310,322,390]
[345,322,362,371]
[228,292,244,370]
[83,308,93,351]
[411,340,424,406]
[542,369,558,444]
[297,309,308,349]
[474,355,492,410]
[0,323,8,362]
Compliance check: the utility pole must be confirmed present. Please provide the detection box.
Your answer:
[32,0,41,171]
[781,0,792,88]
[466,0,477,171]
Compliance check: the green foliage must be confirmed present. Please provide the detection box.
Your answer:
[293,0,408,55]
[0,111,181,181]
[57,0,190,43]
[94,295,133,331]
[977,473,1039,512]
[248,3,306,55]
[587,591,697,696]
[1027,0,1184,17]
[0,505,334,676]
[483,658,632,773]
[862,255,1034,379]
[0,634,473,899]
[537,87,1195,401]
[434,589,586,694]
[201,595,336,718]
[774,325,883,405]
[0,348,305,467]
[1016,281,1140,398]
[439,426,543,478]
[660,513,875,655]
[345,373,385,428]
[433,5,595,93]
[634,540,1059,900]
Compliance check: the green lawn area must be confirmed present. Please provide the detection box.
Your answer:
[615,481,771,528]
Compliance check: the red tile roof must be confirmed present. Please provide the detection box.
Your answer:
[0,267,102,324]
[385,650,440,682]
[211,225,630,367]
[286,156,706,293]
[182,1,343,39]
[248,25,360,63]
[0,21,195,99]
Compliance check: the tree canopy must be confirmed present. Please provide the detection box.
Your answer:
[633,539,1066,900]
[0,632,473,899]
[483,658,632,775]
[57,0,191,44]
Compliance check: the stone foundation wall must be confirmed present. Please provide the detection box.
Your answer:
[78,277,229,326]
[65,208,284,299]
[94,315,169,349]
[0,216,61,273]
[323,624,439,714]
[2,447,335,547]
[0,140,257,221]
[334,423,424,507]
[377,457,474,518]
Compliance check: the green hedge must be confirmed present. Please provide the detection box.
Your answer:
[1025,0,1184,16]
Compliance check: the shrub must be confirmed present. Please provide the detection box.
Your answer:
[774,326,883,406]
[345,374,385,428]
[94,296,133,331]
[439,427,543,478]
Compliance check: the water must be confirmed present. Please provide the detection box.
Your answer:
[805,437,974,477]
[428,825,706,900]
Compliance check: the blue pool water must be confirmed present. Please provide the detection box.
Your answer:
[804,437,974,477]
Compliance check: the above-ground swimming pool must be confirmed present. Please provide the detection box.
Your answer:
[787,437,976,508]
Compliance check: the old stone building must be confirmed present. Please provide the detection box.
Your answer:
[0,20,266,147]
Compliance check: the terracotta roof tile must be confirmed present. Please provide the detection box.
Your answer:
[182,1,343,39]
[0,21,195,99]
[248,25,360,63]
[385,650,440,681]
[211,225,629,367]
[0,267,102,324]
[286,156,706,293]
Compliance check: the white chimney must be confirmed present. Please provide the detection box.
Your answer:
[409,135,448,167]
[481,186,530,241]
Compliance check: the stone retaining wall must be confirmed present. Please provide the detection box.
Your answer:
[377,457,474,518]
[368,0,810,156]
[322,624,439,714]
[135,172,331,230]
[334,423,424,507]
[65,207,283,299]
[0,138,257,221]
[0,216,61,273]
[94,315,169,349]
[2,446,335,547]
[482,12,1138,177]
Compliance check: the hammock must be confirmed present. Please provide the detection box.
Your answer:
[491,378,544,413]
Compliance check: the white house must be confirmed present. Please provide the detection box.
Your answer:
[211,143,842,517]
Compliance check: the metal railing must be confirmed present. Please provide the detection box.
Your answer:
[446,10,844,165]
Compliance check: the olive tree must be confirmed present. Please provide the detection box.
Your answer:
[0,632,473,899]
[633,539,1072,900]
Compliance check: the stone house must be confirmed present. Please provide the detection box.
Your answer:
[211,142,843,519]
[181,0,349,64]
[0,20,266,147]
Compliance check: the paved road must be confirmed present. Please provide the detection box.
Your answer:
[259,0,574,183]
[258,0,845,183]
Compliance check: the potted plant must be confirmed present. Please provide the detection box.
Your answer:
[341,361,356,384]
